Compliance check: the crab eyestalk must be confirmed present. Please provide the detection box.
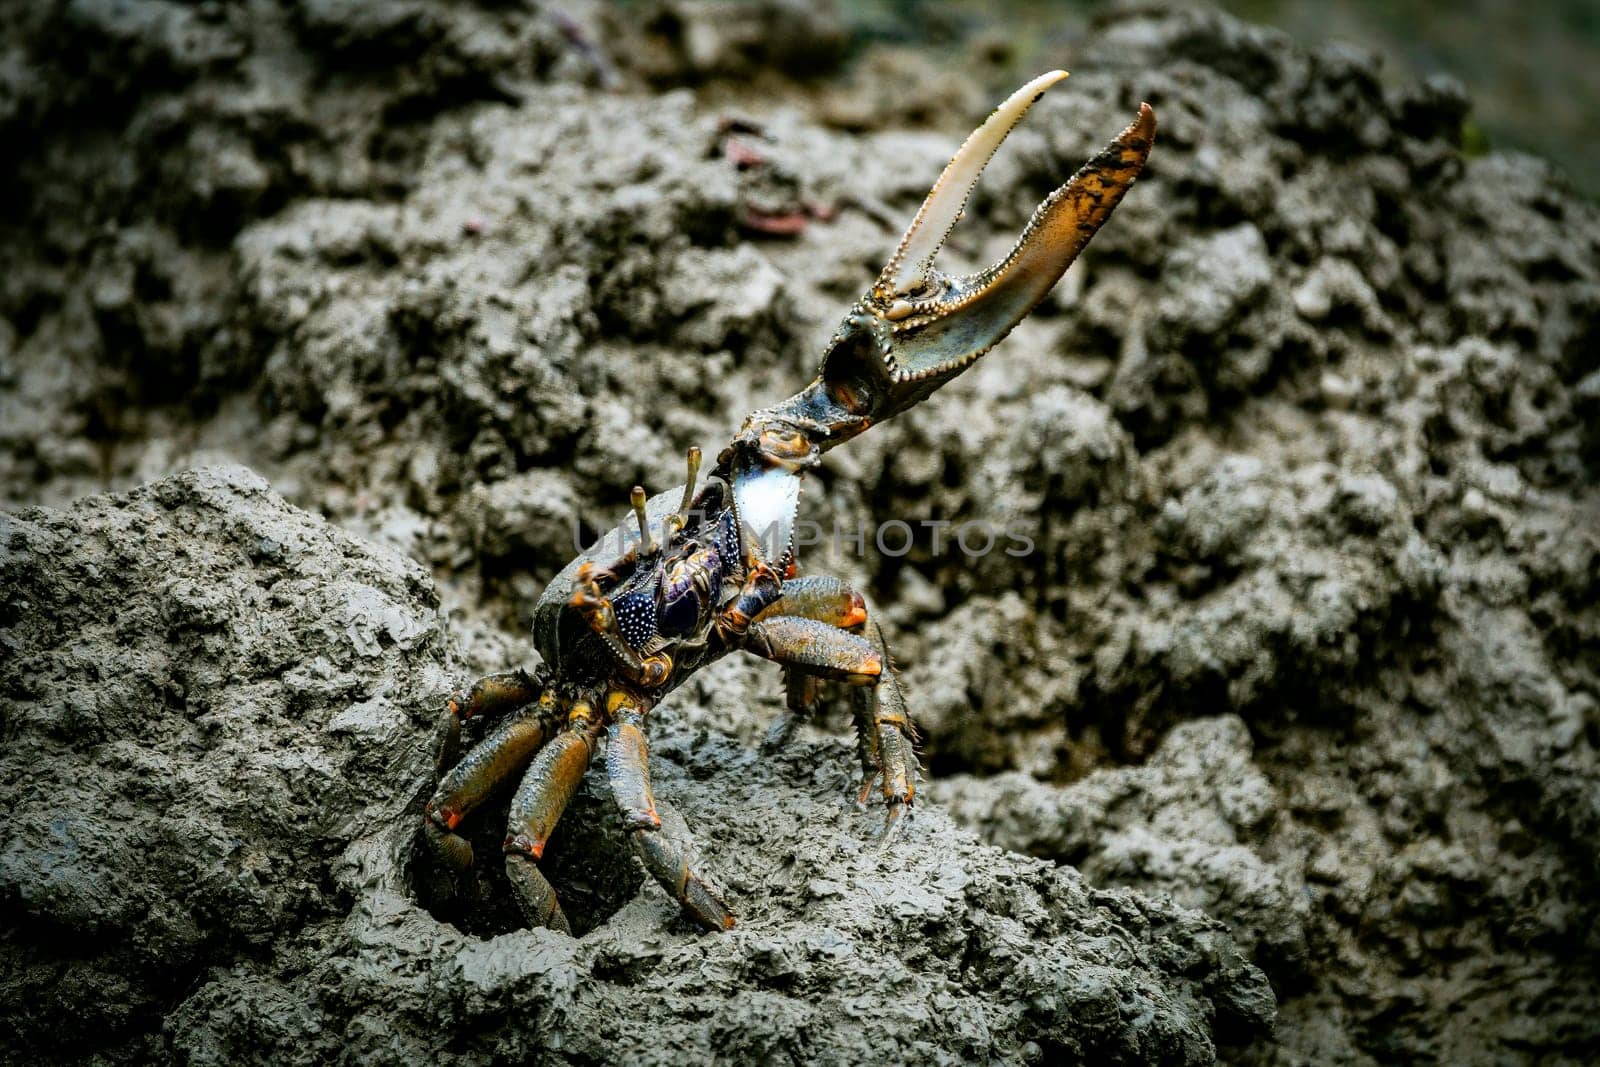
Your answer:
[752,76,1155,452]
[631,485,657,555]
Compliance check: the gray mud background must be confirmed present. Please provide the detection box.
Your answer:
[2,1,1597,1063]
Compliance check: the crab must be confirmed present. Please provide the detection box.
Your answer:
[421,72,1155,932]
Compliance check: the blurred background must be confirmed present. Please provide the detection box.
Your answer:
[837,0,1600,196]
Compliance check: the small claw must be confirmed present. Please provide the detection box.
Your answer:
[719,559,785,637]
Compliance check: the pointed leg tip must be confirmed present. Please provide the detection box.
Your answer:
[1033,68,1070,92]
[505,852,571,934]
[1133,102,1157,141]
[761,716,795,754]
[876,801,913,848]
[684,883,737,931]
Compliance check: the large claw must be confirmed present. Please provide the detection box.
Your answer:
[876,70,1073,303]
[749,75,1155,452]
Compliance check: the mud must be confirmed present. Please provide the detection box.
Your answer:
[2,0,1597,1063]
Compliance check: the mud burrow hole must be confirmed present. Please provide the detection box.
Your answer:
[413,766,645,939]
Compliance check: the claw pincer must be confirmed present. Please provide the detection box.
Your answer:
[421,73,1153,932]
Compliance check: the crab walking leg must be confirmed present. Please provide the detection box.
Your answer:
[436,668,545,772]
[850,620,918,838]
[445,669,544,721]
[423,693,561,870]
[503,705,602,934]
[762,666,824,753]
[754,576,871,749]
[740,615,882,684]
[606,698,735,930]
[751,575,869,629]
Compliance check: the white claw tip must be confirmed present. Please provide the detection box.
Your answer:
[881,70,1071,298]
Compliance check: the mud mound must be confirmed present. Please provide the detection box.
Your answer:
[0,467,1270,1063]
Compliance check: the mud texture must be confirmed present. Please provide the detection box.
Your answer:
[1,466,1270,1063]
[2,0,1598,1064]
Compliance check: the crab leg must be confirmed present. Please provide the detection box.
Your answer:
[751,574,868,629]
[851,619,917,840]
[436,668,545,771]
[606,697,734,930]
[423,689,561,870]
[754,575,871,749]
[718,559,785,636]
[503,703,603,934]
[741,615,882,684]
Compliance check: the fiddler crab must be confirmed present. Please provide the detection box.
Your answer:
[422,73,1154,932]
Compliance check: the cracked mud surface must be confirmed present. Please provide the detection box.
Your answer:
[2,1,1597,1063]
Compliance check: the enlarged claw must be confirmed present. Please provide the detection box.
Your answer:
[746,78,1155,453]
[870,98,1157,388]
[876,69,1072,302]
